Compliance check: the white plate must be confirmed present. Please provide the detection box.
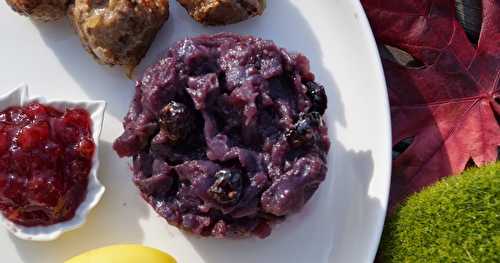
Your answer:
[0,0,391,262]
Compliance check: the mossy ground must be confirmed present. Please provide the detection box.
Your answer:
[380,162,500,262]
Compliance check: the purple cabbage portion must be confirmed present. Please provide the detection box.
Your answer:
[113,33,330,238]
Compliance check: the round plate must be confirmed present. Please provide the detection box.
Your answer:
[0,0,391,262]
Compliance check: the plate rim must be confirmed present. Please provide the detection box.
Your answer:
[351,1,392,262]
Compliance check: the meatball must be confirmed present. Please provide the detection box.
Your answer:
[177,0,266,25]
[68,0,169,69]
[5,0,69,21]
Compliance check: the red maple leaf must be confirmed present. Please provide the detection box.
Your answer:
[362,0,500,210]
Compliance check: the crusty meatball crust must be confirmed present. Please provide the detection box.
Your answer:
[6,0,69,21]
[68,0,169,68]
[177,0,266,25]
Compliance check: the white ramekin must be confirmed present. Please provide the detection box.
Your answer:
[0,84,106,241]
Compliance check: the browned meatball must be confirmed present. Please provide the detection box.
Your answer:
[68,0,169,69]
[6,0,69,21]
[177,0,266,25]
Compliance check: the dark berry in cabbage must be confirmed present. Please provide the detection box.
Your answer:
[305,81,327,114]
[159,101,193,144]
[286,112,322,147]
[208,169,243,205]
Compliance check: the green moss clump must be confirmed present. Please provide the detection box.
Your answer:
[380,162,500,263]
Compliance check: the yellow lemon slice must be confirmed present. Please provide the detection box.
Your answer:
[65,244,176,263]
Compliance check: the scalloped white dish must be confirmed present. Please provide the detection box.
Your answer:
[0,0,391,262]
[0,85,106,241]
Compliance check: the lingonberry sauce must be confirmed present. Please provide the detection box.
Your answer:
[0,102,94,226]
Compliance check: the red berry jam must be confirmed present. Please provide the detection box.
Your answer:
[0,102,95,226]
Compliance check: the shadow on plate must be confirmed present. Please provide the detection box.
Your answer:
[325,142,382,261]
[9,141,150,263]
[31,19,136,118]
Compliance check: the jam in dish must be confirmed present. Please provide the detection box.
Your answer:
[114,33,330,238]
[0,103,95,226]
